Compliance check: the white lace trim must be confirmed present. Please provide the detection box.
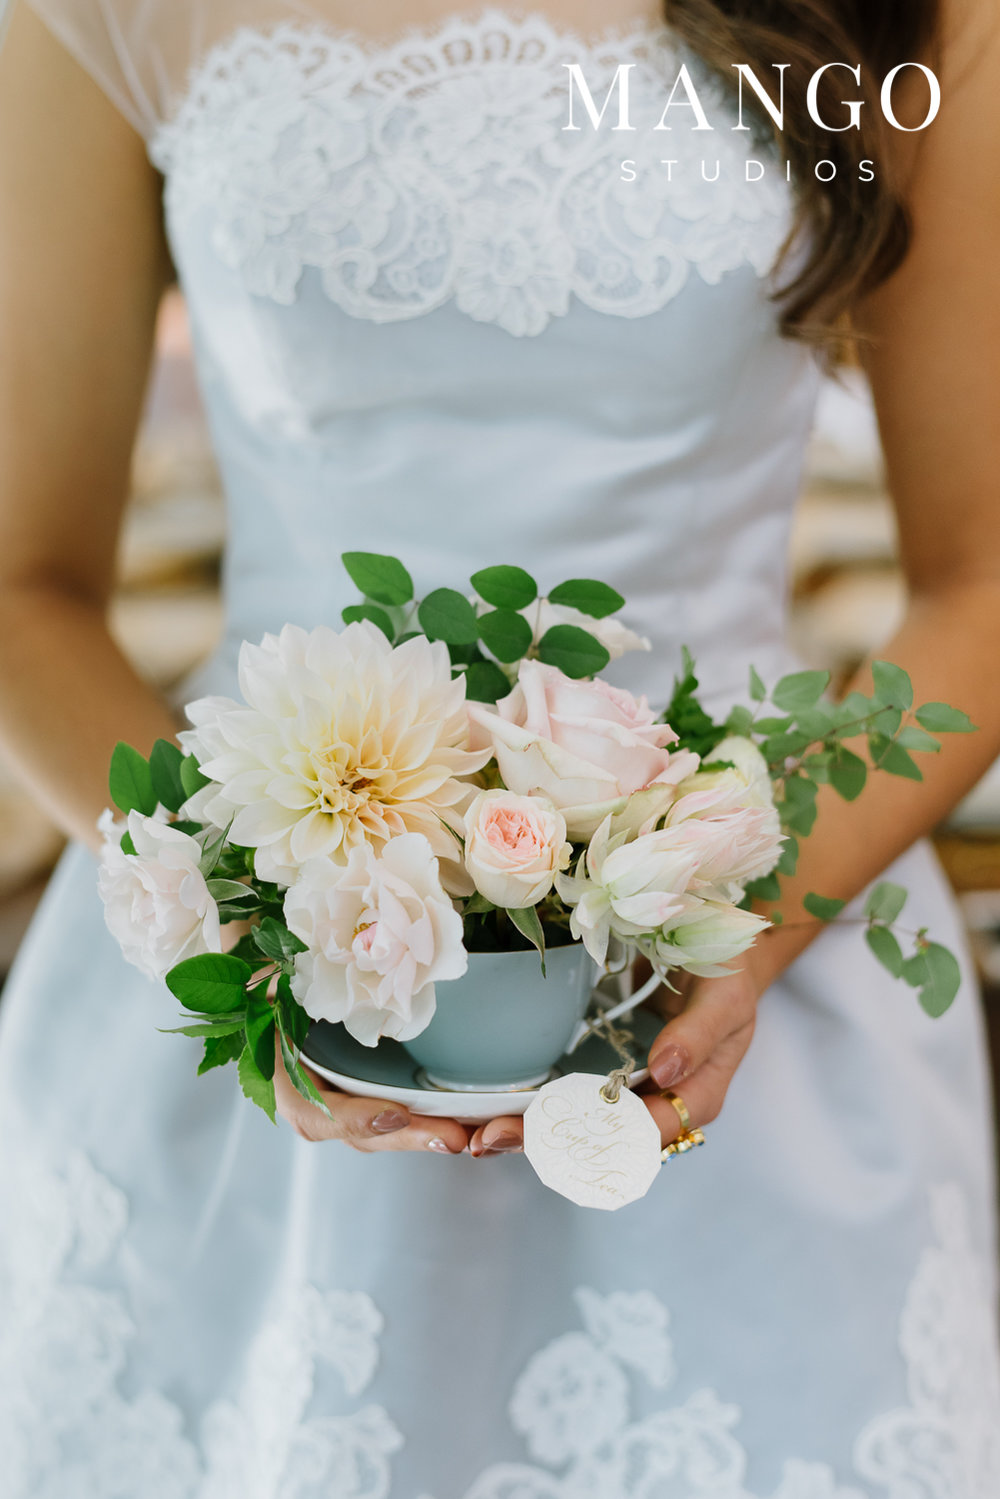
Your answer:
[1,1152,997,1498]
[150,10,791,337]
[0,1150,399,1499]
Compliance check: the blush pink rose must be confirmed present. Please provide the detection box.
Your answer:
[468,661,699,840]
[464,790,571,909]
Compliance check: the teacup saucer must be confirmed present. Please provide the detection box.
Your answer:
[301,1007,662,1124]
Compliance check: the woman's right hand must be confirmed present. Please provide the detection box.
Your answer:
[273,1040,471,1154]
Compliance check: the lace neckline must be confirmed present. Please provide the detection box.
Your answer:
[187,7,675,79]
[150,7,790,337]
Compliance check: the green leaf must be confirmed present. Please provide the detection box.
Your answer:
[253,916,307,964]
[120,830,137,856]
[477,608,533,663]
[780,774,819,837]
[179,754,210,800]
[198,1030,246,1075]
[341,551,413,606]
[870,706,903,738]
[743,872,782,902]
[149,739,187,814]
[865,925,904,978]
[160,1015,247,1038]
[896,725,941,754]
[506,905,546,973]
[915,702,977,735]
[917,942,961,1017]
[662,651,728,759]
[838,690,876,723]
[471,565,538,610]
[804,892,847,921]
[463,891,497,916]
[547,578,625,618]
[198,822,230,879]
[166,953,251,1014]
[275,1023,334,1123]
[464,661,513,704]
[764,731,814,763]
[749,665,767,703]
[206,878,254,903]
[724,705,755,737]
[276,976,311,1051]
[771,670,830,712]
[753,716,794,734]
[901,951,928,988]
[237,1044,277,1123]
[418,588,480,645]
[775,835,799,877]
[871,659,913,711]
[794,706,839,742]
[537,625,610,680]
[829,748,867,802]
[874,742,923,782]
[341,603,394,640]
[108,742,156,817]
[245,986,276,1081]
[865,881,908,924]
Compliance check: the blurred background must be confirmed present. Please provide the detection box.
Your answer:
[1,287,999,1118]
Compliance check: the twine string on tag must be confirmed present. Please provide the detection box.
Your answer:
[597,1017,637,1104]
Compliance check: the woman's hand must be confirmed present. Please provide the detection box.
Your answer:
[468,962,762,1157]
[272,1039,472,1154]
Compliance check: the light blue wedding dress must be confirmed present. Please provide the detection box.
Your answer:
[1,6,999,1497]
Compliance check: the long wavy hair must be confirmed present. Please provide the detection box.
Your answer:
[663,0,941,340]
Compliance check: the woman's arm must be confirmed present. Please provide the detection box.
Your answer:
[0,10,471,1153]
[470,0,1000,1155]
[0,5,178,851]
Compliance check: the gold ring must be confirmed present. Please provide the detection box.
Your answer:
[659,1088,706,1161]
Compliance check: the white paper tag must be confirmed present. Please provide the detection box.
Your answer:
[523,1072,662,1210]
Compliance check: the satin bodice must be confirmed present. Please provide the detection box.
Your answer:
[144,10,821,707]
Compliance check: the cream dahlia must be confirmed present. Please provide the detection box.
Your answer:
[179,622,488,885]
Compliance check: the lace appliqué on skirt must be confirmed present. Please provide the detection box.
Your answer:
[2,1151,997,1498]
[150,11,791,337]
[0,1150,398,1499]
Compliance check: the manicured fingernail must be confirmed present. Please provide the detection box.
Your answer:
[483,1131,521,1154]
[371,1110,409,1134]
[650,1044,691,1089]
[427,1137,452,1153]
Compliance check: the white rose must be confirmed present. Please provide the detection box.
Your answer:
[468,660,698,841]
[98,810,222,981]
[464,790,571,910]
[522,598,651,661]
[555,815,703,968]
[644,902,770,978]
[668,735,776,823]
[284,833,467,1047]
[704,736,774,807]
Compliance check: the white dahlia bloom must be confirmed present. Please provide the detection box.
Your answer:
[98,810,221,981]
[180,622,488,886]
[284,834,467,1047]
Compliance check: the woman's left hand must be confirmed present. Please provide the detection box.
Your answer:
[467,963,762,1157]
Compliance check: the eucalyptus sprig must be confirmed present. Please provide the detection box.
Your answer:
[664,653,975,1017]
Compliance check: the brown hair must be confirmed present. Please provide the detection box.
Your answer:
[663,0,941,340]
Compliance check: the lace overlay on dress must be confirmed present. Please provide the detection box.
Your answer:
[2,1152,998,1498]
[149,10,791,336]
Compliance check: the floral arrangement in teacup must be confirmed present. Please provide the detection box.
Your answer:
[99,554,975,1122]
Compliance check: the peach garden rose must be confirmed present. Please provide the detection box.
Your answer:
[464,789,571,910]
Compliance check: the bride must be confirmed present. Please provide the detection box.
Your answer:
[1,1,999,1494]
